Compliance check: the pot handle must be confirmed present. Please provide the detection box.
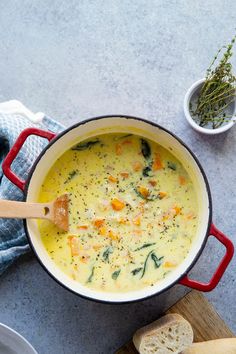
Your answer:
[2,127,56,191]
[179,224,234,291]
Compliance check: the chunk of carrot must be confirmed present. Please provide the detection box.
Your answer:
[77,225,88,230]
[120,172,129,178]
[137,186,150,198]
[67,235,75,241]
[111,198,125,211]
[67,235,80,257]
[108,175,118,183]
[99,226,107,236]
[133,214,141,226]
[149,180,157,187]
[108,229,119,241]
[159,191,167,199]
[186,212,194,220]
[93,219,105,228]
[162,213,170,221]
[132,161,143,171]
[179,175,186,185]
[172,206,181,215]
[115,143,122,155]
[153,153,163,170]
[133,229,142,235]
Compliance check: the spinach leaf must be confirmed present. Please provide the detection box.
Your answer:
[141,250,154,278]
[131,267,143,276]
[167,161,177,171]
[141,139,151,160]
[134,243,156,251]
[87,266,95,283]
[142,166,153,177]
[151,253,164,268]
[112,269,121,280]
[147,195,158,201]
[134,188,158,201]
[102,246,113,263]
[72,139,100,151]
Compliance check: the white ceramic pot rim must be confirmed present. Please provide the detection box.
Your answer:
[21,115,213,303]
[184,78,236,135]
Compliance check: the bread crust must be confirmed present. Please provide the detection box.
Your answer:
[181,338,236,354]
[133,313,193,354]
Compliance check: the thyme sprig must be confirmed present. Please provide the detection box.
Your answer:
[191,36,236,129]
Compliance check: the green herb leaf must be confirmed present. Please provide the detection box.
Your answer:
[112,269,121,280]
[142,166,153,177]
[131,267,143,276]
[167,161,177,171]
[64,170,78,184]
[115,134,133,140]
[102,246,113,263]
[151,253,164,268]
[134,243,156,251]
[72,140,100,151]
[141,139,151,160]
[141,250,154,278]
[87,266,95,283]
[163,270,171,278]
[191,35,236,129]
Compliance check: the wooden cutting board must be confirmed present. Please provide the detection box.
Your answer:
[116,290,234,354]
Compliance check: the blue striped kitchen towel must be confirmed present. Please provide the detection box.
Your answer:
[0,100,64,275]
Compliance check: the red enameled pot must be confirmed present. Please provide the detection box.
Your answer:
[2,116,234,303]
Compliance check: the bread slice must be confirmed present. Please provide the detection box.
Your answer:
[133,313,193,354]
[181,338,236,354]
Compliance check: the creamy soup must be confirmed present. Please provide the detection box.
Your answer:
[38,133,198,292]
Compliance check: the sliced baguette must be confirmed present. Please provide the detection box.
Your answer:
[181,338,236,354]
[133,313,193,354]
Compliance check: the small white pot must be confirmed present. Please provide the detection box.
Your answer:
[184,78,236,135]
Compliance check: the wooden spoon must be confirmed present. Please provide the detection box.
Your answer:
[0,194,69,231]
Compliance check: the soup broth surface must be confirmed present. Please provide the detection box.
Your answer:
[38,133,198,292]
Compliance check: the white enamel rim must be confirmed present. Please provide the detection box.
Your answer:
[24,116,212,303]
[184,78,236,135]
[0,323,38,354]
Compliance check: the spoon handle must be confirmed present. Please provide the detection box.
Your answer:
[0,199,51,220]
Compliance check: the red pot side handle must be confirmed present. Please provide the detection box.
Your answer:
[2,127,56,191]
[179,223,234,291]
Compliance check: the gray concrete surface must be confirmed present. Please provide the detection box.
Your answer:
[0,1,235,353]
